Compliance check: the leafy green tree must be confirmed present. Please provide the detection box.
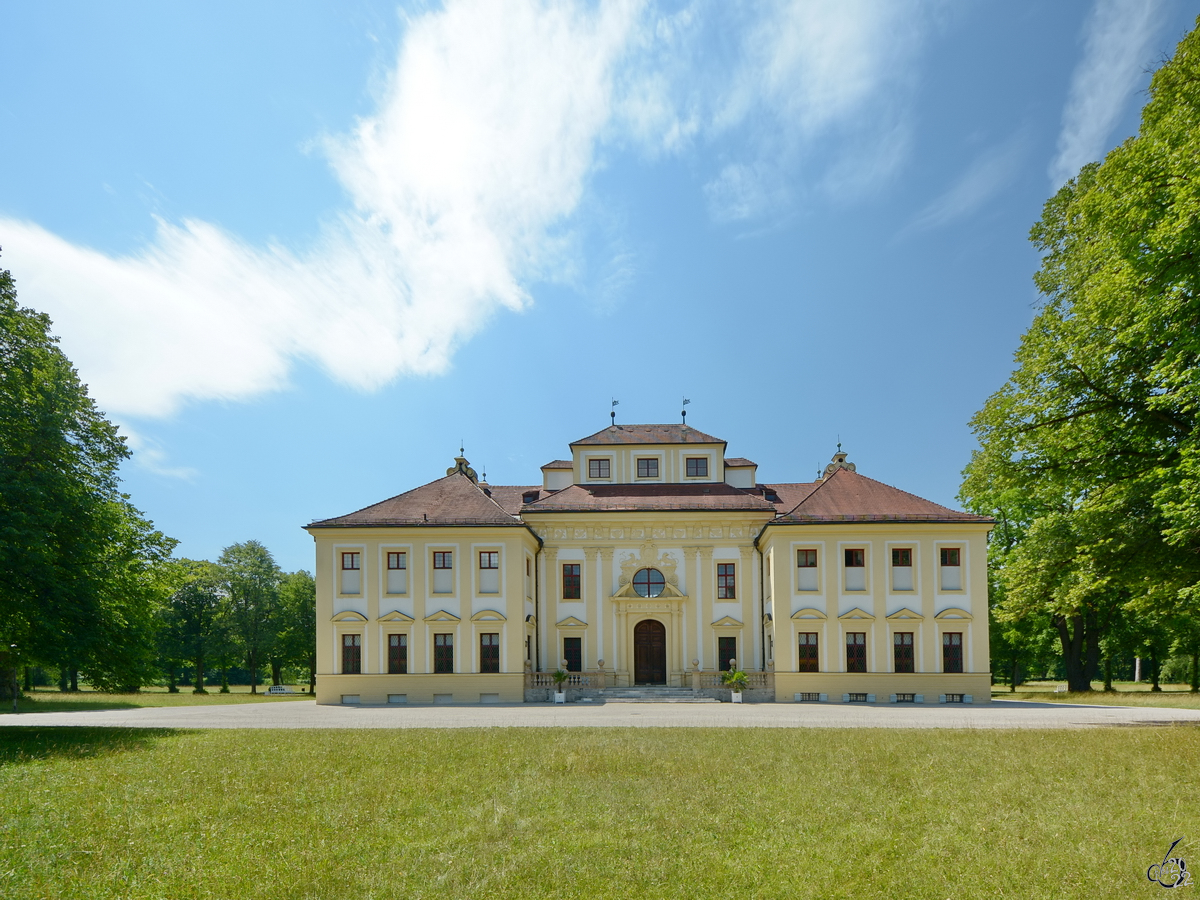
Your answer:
[219,541,281,694]
[273,570,316,691]
[159,559,230,693]
[0,259,175,697]
[961,22,1200,690]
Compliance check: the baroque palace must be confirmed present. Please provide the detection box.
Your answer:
[305,424,993,704]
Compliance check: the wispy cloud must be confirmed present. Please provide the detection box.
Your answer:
[3,0,641,419]
[1049,0,1165,189]
[902,133,1028,236]
[1,0,936,422]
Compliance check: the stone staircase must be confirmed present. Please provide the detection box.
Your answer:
[584,686,720,704]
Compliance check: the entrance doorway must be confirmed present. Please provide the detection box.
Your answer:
[634,619,667,684]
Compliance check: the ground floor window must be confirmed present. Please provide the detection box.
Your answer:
[434,633,454,674]
[342,634,361,675]
[893,632,914,673]
[718,636,737,671]
[388,634,407,674]
[563,636,582,672]
[846,632,866,673]
[480,633,499,673]
[798,633,819,672]
[942,632,963,673]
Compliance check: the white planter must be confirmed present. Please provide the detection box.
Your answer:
[731,692,743,703]
[553,691,566,704]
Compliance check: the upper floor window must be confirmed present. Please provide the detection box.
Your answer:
[588,458,610,479]
[940,547,962,591]
[478,551,499,594]
[340,552,361,595]
[434,552,453,569]
[636,458,659,478]
[632,567,665,598]
[686,457,708,477]
[844,548,866,592]
[479,551,499,569]
[386,551,407,595]
[562,563,581,600]
[717,563,736,599]
[891,548,913,592]
[797,549,818,592]
[432,551,453,594]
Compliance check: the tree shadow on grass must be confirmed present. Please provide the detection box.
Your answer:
[16,695,142,713]
[0,727,185,767]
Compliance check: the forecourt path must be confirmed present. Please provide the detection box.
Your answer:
[1,699,1199,730]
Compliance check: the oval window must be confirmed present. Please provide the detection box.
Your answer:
[632,568,666,598]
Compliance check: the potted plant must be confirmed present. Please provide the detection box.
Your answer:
[551,669,569,704]
[720,668,749,703]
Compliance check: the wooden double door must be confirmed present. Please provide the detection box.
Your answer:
[633,619,667,685]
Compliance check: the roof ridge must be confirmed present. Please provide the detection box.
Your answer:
[779,467,841,517]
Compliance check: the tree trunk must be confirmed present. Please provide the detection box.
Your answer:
[271,661,282,686]
[219,664,229,693]
[193,655,207,693]
[166,666,178,693]
[59,670,69,692]
[69,668,78,692]
[1103,654,1113,692]
[249,648,257,695]
[1191,651,1198,693]
[309,653,316,694]
[1010,656,1019,693]
[1150,646,1162,692]
[1055,613,1096,692]
[23,667,31,691]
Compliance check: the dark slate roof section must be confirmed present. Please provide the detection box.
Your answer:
[540,459,573,469]
[773,467,994,525]
[309,472,525,527]
[522,482,777,513]
[724,457,756,467]
[486,485,543,516]
[571,424,726,446]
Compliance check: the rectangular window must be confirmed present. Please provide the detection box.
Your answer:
[797,692,821,702]
[340,551,361,595]
[891,548,914,591]
[562,563,581,600]
[847,692,868,703]
[796,549,818,592]
[434,552,453,569]
[478,551,499,594]
[387,634,407,674]
[686,457,708,477]
[717,563,736,599]
[433,551,454,594]
[940,547,962,591]
[846,632,866,673]
[564,636,582,672]
[893,632,915,673]
[896,693,915,703]
[636,458,659,478]
[341,634,361,675]
[718,636,737,671]
[480,633,500,673]
[588,458,610,479]
[844,548,866,592]
[479,551,498,569]
[434,633,454,674]
[942,632,963,673]
[798,633,819,672]
[386,551,407,594]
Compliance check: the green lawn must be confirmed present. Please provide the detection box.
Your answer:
[1,726,1196,899]
[10,685,312,713]
[996,681,1200,709]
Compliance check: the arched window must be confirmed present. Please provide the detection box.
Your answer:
[632,568,666,598]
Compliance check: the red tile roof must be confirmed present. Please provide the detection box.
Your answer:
[540,459,573,469]
[724,457,756,467]
[773,467,992,524]
[522,482,777,513]
[309,472,524,527]
[571,424,725,446]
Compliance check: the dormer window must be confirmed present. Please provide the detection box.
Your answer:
[522,491,539,504]
[636,458,659,478]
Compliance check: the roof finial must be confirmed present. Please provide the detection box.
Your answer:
[611,398,619,425]
[682,397,690,424]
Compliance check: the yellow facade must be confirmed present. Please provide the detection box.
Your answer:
[306,426,993,704]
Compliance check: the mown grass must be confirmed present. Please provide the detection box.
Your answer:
[11,685,311,713]
[996,681,1200,709]
[0,726,1196,899]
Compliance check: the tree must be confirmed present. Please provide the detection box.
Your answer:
[274,570,316,692]
[0,258,176,697]
[159,559,229,693]
[219,541,280,694]
[961,22,1200,690]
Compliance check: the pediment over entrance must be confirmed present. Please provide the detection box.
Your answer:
[615,542,682,591]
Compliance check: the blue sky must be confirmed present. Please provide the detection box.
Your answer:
[2,1,1196,573]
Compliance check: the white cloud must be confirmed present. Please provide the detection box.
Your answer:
[1049,0,1165,189]
[2,0,641,419]
[903,133,1027,235]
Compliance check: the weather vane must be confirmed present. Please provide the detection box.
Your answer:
[682,397,690,424]
[611,398,619,425]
